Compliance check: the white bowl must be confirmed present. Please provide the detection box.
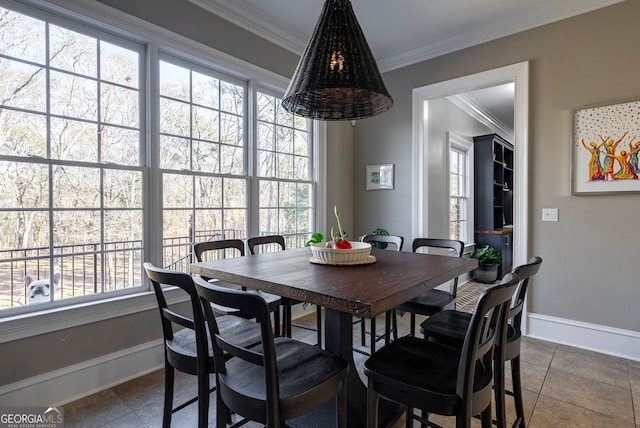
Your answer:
[309,241,372,264]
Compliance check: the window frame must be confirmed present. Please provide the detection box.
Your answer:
[0,0,326,340]
[0,0,148,314]
[447,132,474,244]
[156,53,251,273]
[251,86,316,248]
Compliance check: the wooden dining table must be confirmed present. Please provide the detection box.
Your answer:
[191,246,478,427]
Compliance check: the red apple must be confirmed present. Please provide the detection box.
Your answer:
[334,240,352,250]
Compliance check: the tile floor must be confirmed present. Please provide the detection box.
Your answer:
[63,310,639,428]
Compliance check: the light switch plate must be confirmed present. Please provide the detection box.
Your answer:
[542,208,558,222]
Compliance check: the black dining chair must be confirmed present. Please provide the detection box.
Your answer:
[420,256,543,428]
[195,278,349,428]
[144,262,261,428]
[247,235,287,255]
[193,239,284,336]
[364,273,520,428]
[358,233,404,356]
[394,238,465,337]
[247,235,323,347]
[360,233,404,251]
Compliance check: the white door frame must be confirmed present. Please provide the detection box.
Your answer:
[411,61,529,326]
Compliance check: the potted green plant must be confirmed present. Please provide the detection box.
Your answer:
[471,245,502,283]
[370,228,390,249]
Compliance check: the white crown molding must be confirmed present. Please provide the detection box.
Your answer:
[187,0,307,54]
[379,0,625,72]
[448,93,514,143]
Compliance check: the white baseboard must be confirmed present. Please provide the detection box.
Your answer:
[526,313,640,362]
[0,339,164,407]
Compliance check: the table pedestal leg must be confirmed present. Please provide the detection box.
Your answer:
[324,309,404,428]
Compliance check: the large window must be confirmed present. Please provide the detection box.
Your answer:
[449,134,473,243]
[159,58,248,272]
[0,3,317,314]
[0,6,144,310]
[256,91,313,249]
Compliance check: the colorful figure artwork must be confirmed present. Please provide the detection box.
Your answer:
[573,100,640,194]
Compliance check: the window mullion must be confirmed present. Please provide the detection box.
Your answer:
[145,41,163,269]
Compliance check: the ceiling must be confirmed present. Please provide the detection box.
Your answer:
[189,0,623,72]
[453,83,516,138]
[188,0,624,132]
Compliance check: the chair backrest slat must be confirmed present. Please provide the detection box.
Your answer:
[247,235,286,255]
[412,238,465,294]
[360,234,404,251]
[193,239,248,287]
[162,307,195,330]
[194,239,245,262]
[412,238,464,256]
[215,334,265,366]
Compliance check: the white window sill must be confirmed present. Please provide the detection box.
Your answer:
[0,287,188,344]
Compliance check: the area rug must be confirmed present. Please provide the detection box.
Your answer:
[455,280,492,313]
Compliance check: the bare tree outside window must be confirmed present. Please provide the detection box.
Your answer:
[256,92,313,248]
[0,6,143,309]
[159,58,248,271]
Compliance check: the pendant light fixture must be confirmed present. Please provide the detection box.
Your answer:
[281,0,393,121]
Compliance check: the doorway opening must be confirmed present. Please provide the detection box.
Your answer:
[411,62,529,271]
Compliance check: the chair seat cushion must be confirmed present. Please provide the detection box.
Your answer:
[364,336,491,413]
[221,337,348,402]
[168,314,261,359]
[397,289,456,315]
[216,314,262,348]
[167,327,207,360]
[420,310,471,344]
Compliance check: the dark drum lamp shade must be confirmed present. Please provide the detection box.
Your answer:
[281,0,393,121]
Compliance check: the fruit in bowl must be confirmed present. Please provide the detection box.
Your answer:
[333,239,352,249]
[307,205,374,264]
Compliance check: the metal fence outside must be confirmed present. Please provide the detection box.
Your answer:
[1,229,308,310]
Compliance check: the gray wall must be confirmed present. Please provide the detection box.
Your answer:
[353,0,640,331]
[325,122,355,238]
[2,308,164,385]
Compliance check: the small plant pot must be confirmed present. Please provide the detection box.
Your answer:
[474,264,499,283]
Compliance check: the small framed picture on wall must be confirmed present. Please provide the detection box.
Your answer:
[366,164,394,190]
